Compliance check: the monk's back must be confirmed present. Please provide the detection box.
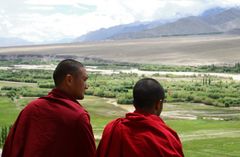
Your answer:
[23,97,89,156]
[2,59,96,157]
[121,112,183,157]
[2,89,96,157]
[97,111,183,157]
[25,96,88,130]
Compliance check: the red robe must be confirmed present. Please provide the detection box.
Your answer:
[2,88,96,157]
[97,111,184,157]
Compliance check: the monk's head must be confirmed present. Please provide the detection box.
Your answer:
[53,59,88,100]
[133,78,165,116]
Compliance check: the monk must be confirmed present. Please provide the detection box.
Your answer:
[97,78,184,157]
[2,59,96,157]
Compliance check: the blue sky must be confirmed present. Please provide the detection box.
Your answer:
[0,0,240,42]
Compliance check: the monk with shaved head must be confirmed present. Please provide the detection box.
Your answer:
[97,78,184,157]
[2,59,96,157]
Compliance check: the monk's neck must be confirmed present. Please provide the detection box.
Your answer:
[54,87,77,100]
[135,108,159,116]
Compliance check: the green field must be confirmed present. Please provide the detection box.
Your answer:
[0,95,239,156]
[0,60,240,156]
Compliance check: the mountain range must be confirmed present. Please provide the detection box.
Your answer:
[75,7,240,42]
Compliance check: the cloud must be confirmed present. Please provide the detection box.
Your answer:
[1,0,240,42]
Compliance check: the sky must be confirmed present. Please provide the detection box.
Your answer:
[0,0,240,43]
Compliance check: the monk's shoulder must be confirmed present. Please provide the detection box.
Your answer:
[161,121,178,134]
[103,118,123,133]
[10,98,43,123]
[76,109,91,123]
[157,119,181,140]
[21,98,43,113]
[23,97,90,121]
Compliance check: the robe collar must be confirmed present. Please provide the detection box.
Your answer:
[48,88,79,104]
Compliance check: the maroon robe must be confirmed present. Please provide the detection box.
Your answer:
[97,110,184,157]
[2,88,96,157]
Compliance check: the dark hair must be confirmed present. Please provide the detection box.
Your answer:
[53,59,83,87]
[133,78,165,109]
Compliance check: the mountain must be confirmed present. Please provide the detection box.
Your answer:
[215,17,240,31]
[0,37,33,47]
[111,16,219,39]
[74,22,149,42]
[225,28,240,35]
[201,7,226,17]
[201,7,240,31]
[112,7,240,39]
[201,8,240,25]
[73,19,174,42]
[75,7,240,42]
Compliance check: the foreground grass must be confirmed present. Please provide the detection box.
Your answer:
[184,137,240,157]
[166,119,240,157]
[0,97,19,126]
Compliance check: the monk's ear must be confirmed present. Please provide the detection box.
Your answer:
[65,74,74,86]
[155,101,160,110]
[155,100,163,116]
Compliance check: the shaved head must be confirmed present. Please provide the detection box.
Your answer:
[133,78,165,109]
[53,59,83,87]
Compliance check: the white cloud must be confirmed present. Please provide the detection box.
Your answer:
[24,0,79,6]
[28,6,55,11]
[1,0,240,42]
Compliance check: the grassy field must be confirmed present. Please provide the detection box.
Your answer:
[0,59,240,156]
[168,119,240,157]
[1,95,239,157]
[0,81,37,88]
[0,97,20,126]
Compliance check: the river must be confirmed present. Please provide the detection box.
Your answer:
[0,64,239,81]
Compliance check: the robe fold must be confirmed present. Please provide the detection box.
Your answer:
[97,111,184,157]
[2,88,96,157]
